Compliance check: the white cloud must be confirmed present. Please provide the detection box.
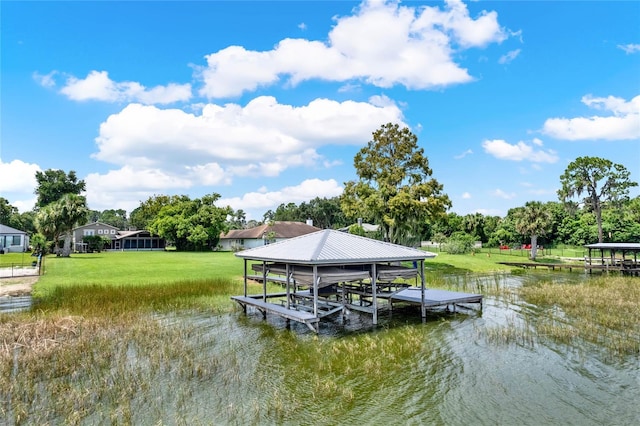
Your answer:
[461,192,471,199]
[85,95,402,212]
[198,0,508,98]
[84,166,195,213]
[93,97,404,171]
[474,208,503,216]
[491,189,516,200]
[454,149,473,159]
[618,44,640,54]
[32,71,58,88]
[0,159,41,192]
[217,178,343,220]
[482,139,558,163]
[542,95,640,141]
[59,70,192,104]
[498,49,520,64]
[0,159,41,212]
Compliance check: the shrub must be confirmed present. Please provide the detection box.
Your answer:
[442,232,475,254]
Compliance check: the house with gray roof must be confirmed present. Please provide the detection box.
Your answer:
[72,222,165,252]
[0,224,29,253]
[219,221,320,251]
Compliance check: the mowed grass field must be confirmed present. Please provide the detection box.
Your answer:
[36,251,244,291]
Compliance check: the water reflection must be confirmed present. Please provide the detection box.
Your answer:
[0,295,32,313]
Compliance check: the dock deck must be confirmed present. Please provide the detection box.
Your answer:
[232,285,483,332]
[384,287,483,309]
[231,295,320,332]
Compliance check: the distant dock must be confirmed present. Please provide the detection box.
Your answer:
[498,261,640,276]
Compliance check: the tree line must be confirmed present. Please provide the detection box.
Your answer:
[1,123,637,255]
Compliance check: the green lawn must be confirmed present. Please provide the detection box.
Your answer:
[424,251,519,274]
[0,252,37,266]
[45,251,241,281]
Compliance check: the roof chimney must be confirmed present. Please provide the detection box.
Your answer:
[306,219,313,227]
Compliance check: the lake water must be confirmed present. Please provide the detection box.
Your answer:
[143,272,639,425]
[0,295,32,314]
[3,271,638,425]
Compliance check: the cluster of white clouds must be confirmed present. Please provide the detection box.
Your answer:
[34,70,192,105]
[198,0,507,97]
[0,159,40,211]
[542,95,640,141]
[22,0,515,216]
[618,44,640,54]
[7,0,639,218]
[217,179,344,214]
[83,96,404,213]
[482,138,558,163]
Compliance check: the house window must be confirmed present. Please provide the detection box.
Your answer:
[84,229,95,236]
[12,236,21,245]
[111,229,116,234]
[98,229,103,234]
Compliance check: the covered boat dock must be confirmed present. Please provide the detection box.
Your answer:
[231,230,483,332]
[584,243,640,276]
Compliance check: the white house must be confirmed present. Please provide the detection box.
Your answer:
[0,224,30,253]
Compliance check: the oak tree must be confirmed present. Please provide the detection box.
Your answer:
[558,156,638,243]
[341,123,451,245]
[35,169,86,208]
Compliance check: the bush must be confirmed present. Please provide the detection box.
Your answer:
[442,232,475,254]
[83,235,111,252]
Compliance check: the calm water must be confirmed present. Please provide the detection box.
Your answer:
[142,272,638,425]
[0,295,32,314]
[4,272,639,425]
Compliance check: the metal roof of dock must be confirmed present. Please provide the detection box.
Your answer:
[235,229,436,265]
[584,243,640,250]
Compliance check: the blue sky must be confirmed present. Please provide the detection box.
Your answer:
[2,0,639,221]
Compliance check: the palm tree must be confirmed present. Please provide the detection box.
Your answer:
[35,194,88,256]
[58,194,89,256]
[35,203,62,255]
[513,201,552,260]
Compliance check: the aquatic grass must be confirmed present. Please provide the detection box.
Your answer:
[248,325,433,421]
[0,312,230,425]
[479,314,536,347]
[32,278,251,316]
[520,276,640,356]
[3,249,638,423]
[425,270,520,303]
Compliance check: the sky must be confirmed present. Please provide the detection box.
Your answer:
[1,0,639,222]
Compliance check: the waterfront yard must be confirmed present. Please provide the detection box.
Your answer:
[1,250,638,425]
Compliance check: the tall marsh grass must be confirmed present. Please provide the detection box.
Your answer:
[33,278,243,316]
[477,276,640,357]
[0,312,225,424]
[1,275,248,424]
[520,276,640,356]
